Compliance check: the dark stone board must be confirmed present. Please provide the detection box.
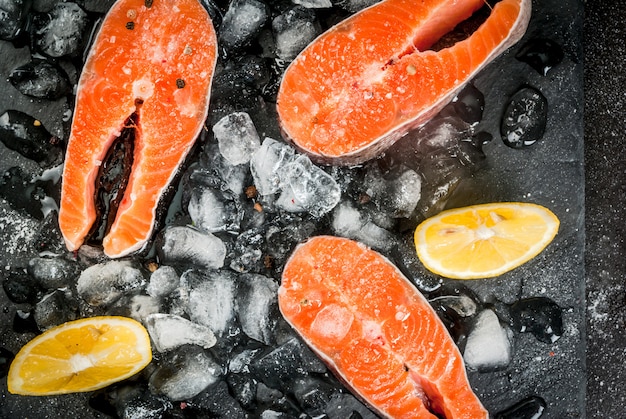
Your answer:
[584,1,626,418]
[0,0,600,417]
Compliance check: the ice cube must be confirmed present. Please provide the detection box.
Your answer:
[190,380,248,418]
[364,165,422,218]
[125,294,161,323]
[293,377,336,417]
[184,270,239,338]
[293,0,332,8]
[276,155,341,217]
[390,236,444,292]
[209,64,269,124]
[335,0,380,13]
[250,337,326,390]
[27,256,78,289]
[429,294,478,318]
[325,392,379,419]
[250,137,295,196]
[9,59,72,100]
[463,309,513,371]
[331,201,395,251]
[427,286,481,345]
[237,54,272,91]
[237,273,279,345]
[146,265,179,299]
[259,409,293,419]
[414,147,472,219]
[227,371,257,410]
[33,210,66,253]
[157,226,226,270]
[381,115,473,174]
[2,269,43,304]
[149,346,223,401]
[195,142,249,195]
[219,0,268,52]
[145,313,217,352]
[272,6,320,61]
[229,347,263,374]
[265,218,317,268]
[114,386,169,419]
[188,185,242,233]
[213,112,261,166]
[0,0,29,40]
[76,261,146,307]
[229,228,266,273]
[33,2,89,58]
[34,289,77,330]
[255,382,303,416]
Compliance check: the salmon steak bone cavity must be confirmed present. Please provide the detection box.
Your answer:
[277,0,532,165]
[59,0,217,258]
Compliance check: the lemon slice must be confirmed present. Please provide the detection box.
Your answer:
[414,202,559,279]
[8,316,152,395]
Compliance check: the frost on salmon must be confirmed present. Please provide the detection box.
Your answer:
[58,0,217,258]
[279,236,488,419]
[277,0,532,165]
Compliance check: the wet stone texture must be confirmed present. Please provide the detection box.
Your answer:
[0,0,592,418]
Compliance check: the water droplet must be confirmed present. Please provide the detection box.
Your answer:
[510,297,563,344]
[516,38,564,76]
[495,396,547,419]
[0,110,63,165]
[500,86,547,148]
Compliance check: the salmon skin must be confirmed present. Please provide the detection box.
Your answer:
[279,236,488,419]
[277,0,532,165]
[59,0,217,258]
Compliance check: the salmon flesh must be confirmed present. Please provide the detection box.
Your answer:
[277,0,532,165]
[59,0,217,258]
[279,236,488,418]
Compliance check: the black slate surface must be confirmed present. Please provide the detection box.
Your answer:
[584,1,626,418]
[0,0,620,417]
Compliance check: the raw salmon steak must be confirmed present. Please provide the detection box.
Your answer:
[279,236,488,419]
[277,0,531,164]
[59,0,217,258]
